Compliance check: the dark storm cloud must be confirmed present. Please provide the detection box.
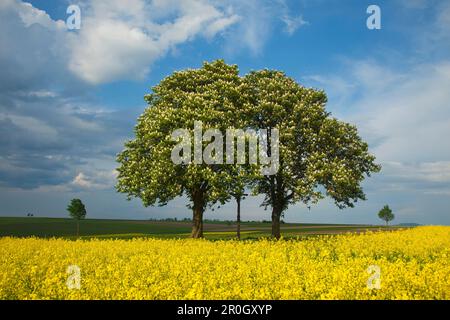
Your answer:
[0,155,72,189]
[0,92,141,188]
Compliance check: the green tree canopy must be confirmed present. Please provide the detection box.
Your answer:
[67,198,86,237]
[378,205,395,225]
[243,70,381,238]
[116,60,251,238]
[67,198,86,220]
[116,61,381,239]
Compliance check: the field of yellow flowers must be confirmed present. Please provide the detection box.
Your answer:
[0,226,449,300]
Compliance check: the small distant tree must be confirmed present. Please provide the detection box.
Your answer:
[378,205,394,226]
[67,199,87,237]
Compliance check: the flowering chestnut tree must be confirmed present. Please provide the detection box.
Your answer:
[243,70,381,239]
[116,61,380,240]
[116,60,250,238]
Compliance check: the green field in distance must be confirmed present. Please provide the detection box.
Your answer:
[0,217,404,240]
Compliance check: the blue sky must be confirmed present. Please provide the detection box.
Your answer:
[0,0,449,225]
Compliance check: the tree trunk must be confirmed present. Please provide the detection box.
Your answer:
[236,197,241,240]
[271,206,282,239]
[191,189,205,238]
[192,206,203,238]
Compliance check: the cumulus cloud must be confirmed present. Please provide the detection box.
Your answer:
[0,0,242,86]
[2,0,66,30]
[1,0,308,85]
[72,170,118,190]
[67,0,241,84]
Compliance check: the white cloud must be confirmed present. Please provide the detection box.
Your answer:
[1,0,241,85]
[72,170,118,190]
[72,172,91,188]
[356,62,450,163]
[306,55,450,211]
[281,14,308,35]
[68,0,241,84]
[203,14,241,39]
[68,20,160,84]
[1,0,309,84]
[7,0,65,30]
[310,60,450,164]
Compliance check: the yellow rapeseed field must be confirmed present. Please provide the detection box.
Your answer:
[0,226,449,300]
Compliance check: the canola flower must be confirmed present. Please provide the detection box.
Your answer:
[0,226,449,300]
